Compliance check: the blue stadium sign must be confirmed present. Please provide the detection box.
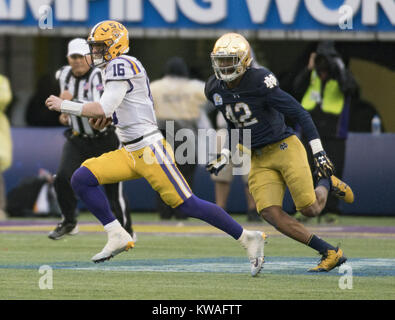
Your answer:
[0,0,394,37]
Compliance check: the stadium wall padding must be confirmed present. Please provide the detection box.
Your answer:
[4,128,395,215]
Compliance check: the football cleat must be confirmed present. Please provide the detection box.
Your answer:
[48,221,79,240]
[308,247,347,272]
[330,175,354,203]
[239,230,267,277]
[92,229,134,263]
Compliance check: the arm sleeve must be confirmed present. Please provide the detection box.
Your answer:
[99,80,129,118]
[266,87,320,142]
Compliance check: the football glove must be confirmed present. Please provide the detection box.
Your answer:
[206,149,231,176]
[313,151,335,178]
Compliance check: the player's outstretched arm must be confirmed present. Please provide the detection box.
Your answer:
[266,85,335,178]
[45,95,106,118]
[45,80,128,119]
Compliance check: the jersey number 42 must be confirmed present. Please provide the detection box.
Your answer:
[225,103,258,127]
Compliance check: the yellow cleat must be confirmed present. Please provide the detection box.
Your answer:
[308,247,347,272]
[330,175,354,203]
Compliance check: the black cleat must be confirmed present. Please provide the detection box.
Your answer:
[48,221,79,240]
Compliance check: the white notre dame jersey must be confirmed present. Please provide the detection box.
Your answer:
[102,55,161,150]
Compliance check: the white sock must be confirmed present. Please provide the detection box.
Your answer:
[104,219,122,233]
[238,229,248,242]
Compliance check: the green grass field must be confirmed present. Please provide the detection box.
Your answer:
[1,213,395,300]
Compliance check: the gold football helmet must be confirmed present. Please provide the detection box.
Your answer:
[211,33,253,82]
[87,20,129,67]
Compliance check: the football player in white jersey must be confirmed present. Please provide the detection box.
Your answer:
[45,21,266,277]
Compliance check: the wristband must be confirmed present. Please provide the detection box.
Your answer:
[309,139,324,155]
[60,100,83,116]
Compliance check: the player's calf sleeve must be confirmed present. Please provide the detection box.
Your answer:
[71,166,116,226]
[176,195,243,240]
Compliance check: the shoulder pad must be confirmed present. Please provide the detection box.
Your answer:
[249,67,279,92]
[105,56,142,82]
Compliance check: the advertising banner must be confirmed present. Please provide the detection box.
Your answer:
[0,0,394,38]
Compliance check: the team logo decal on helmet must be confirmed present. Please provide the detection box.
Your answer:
[87,20,130,67]
[211,33,253,82]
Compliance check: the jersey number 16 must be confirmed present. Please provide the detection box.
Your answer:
[112,64,125,77]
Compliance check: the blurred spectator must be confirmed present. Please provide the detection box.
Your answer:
[6,168,61,217]
[150,56,207,220]
[293,41,358,220]
[0,73,13,220]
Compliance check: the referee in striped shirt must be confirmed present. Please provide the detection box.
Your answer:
[48,38,134,240]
